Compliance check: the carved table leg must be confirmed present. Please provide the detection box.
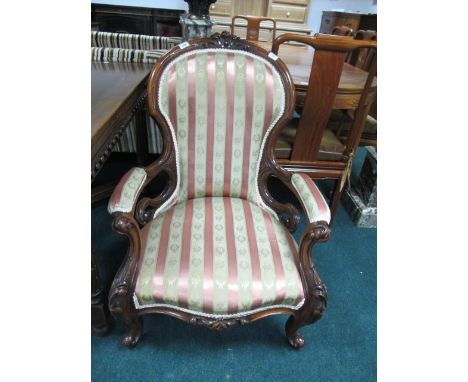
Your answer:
[91,250,110,336]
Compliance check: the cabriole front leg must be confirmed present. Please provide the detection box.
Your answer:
[286,221,330,349]
[108,214,143,348]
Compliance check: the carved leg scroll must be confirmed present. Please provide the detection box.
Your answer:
[109,282,142,348]
[108,214,144,348]
[286,221,330,349]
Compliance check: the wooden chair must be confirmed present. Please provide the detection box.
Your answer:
[231,15,276,42]
[347,30,377,71]
[331,25,354,36]
[272,33,377,222]
[107,32,332,349]
[335,30,378,146]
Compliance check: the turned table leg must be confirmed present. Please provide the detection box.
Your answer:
[91,250,110,336]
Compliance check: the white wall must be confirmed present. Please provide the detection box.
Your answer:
[306,0,377,33]
[91,0,188,11]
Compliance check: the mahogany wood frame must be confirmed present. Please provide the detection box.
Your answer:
[272,33,377,222]
[231,15,277,42]
[108,32,331,349]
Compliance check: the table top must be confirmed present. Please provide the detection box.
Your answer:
[91,61,153,145]
[256,41,375,92]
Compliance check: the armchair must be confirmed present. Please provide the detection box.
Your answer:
[107,32,331,349]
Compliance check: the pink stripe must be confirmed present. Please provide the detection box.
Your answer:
[168,63,177,131]
[240,56,255,199]
[242,200,263,308]
[110,168,134,210]
[178,200,194,308]
[262,211,286,304]
[205,53,216,197]
[187,55,197,199]
[152,208,176,302]
[285,232,305,304]
[263,64,274,135]
[202,198,214,313]
[224,198,239,313]
[300,174,329,219]
[223,53,235,196]
[135,222,151,300]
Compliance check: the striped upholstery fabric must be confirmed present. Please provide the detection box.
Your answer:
[134,197,304,316]
[91,31,182,50]
[91,47,165,63]
[291,173,331,224]
[158,49,285,207]
[108,168,147,214]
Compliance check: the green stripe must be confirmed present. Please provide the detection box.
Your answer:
[175,58,189,201]
[187,198,206,311]
[194,52,208,198]
[211,198,229,314]
[212,52,228,197]
[138,216,165,304]
[230,54,247,197]
[247,59,267,202]
[162,203,186,305]
[271,216,303,305]
[231,199,254,311]
[250,205,278,307]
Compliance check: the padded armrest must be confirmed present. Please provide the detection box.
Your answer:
[108,167,147,214]
[291,173,331,224]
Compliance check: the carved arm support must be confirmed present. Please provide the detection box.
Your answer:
[296,221,330,317]
[108,213,143,316]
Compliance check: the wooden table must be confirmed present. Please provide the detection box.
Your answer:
[256,41,376,110]
[91,61,153,336]
[91,61,154,182]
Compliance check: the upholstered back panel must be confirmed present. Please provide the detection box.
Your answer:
[158,49,285,205]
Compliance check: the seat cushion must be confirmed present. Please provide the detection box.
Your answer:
[134,197,305,317]
[275,118,346,161]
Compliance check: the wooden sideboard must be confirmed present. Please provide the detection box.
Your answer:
[209,0,312,41]
[91,3,185,36]
[319,11,377,34]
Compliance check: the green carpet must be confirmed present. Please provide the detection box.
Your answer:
[92,148,376,381]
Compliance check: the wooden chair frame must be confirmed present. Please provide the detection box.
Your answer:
[108,32,331,349]
[272,33,377,221]
[331,25,354,36]
[231,15,277,42]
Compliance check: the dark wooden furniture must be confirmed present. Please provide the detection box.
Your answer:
[91,3,185,37]
[348,30,377,71]
[107,32,332,349]
[337,30,378,146]
[92,62,154,181]
[332,25,354,36]
[231,15,277,42]
[91,61,154,335]
[271,33,377,221]
[256,40,376,110]
[319,11,376,35]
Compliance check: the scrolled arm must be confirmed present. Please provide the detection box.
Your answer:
[290,173,331,225]
[108,167,148,215]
